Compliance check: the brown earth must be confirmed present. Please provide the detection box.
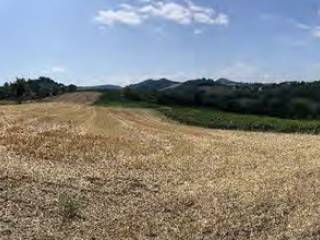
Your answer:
[44,91,102,105]
[1,92,320,239]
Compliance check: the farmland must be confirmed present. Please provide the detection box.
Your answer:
[2,92,320,239]
[97,90,320,134]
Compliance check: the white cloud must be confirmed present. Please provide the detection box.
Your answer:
[311,26,320,38]
[85,63,307,86]
[290,19,317,35]
[294,22,311,30]
[94,1,229,27]
[216,62,260,82]
[194,28,204,35]
[51,66,66,74]
[294,22,320,39]
[140,2,193,25]
[94,9,145,26]
[261,13,320,40]
[282,17,320,39]
[214,62,320,83]
[215,62,288,83]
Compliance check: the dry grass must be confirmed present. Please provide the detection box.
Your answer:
[1,94,320,239]
[0,100,16,105]
[43,91,102,105]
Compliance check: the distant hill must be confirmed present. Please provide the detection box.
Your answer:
[80,78,240,93]
[79,84,122,91]
[128,79,179,91]
[123,77,320,119]
[215,78,240,86]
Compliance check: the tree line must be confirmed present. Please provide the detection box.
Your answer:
[0,77,77,103]
[123,79,320,120]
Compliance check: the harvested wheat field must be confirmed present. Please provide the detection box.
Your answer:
[44,91,102,105]
[1,96,320,239]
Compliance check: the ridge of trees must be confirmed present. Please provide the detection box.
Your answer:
[123,78,320,120]
[0,77,77,103]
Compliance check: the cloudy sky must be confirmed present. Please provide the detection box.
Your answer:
[1,0,320,86]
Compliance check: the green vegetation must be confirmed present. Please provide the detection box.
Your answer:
[58,193,81,220]
[0,77,77,103]
[127,78,320,120]
[128,78,178,91]
[95,89,159,108]
[159,107,320,134]
[3,76,319,134]
[96,90,320,134]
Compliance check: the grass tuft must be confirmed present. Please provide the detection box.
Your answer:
[58,193,81,220]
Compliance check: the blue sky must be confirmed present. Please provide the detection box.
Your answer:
[1,0,320,86]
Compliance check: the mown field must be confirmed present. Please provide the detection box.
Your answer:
[1,92,320,239]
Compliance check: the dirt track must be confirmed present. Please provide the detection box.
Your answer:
[44,91,102,105]
[2,93,320,239]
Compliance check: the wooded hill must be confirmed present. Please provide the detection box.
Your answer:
[0,77,77,103]
[124,78,320,120]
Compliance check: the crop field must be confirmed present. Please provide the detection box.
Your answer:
[1,92,320,239]
[44,91,102,105]
[96,90,320,134]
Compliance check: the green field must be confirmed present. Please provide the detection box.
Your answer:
[95,90,320,134]
[94,90,159,108]
[159,107,320,134]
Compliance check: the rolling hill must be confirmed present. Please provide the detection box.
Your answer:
[124,77,320,120]
[128,78,179,91]
[78,84,122,91]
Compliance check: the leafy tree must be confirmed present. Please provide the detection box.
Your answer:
[122,78,320,120]
[123,87,141,101]
[68,84,77,92]
[0,77,77,102]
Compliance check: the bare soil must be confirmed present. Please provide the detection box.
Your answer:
[44,91,102,105]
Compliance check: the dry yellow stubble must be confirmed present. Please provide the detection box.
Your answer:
[1,93,320,239]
